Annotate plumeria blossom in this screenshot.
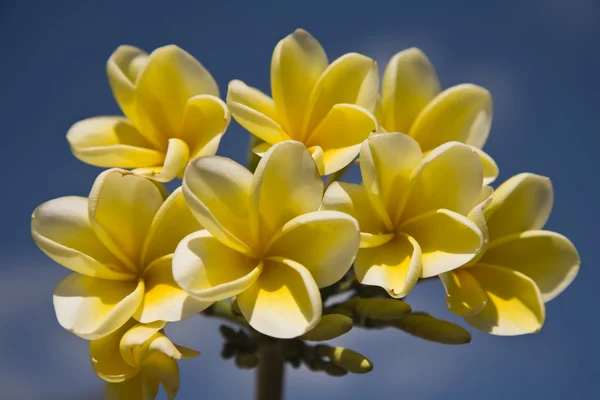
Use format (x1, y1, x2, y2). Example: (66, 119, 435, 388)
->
(379, 48, 498, 184)
(440, 173, 580, 335)
(31, 169, 209, 340)
(322, 133, 485, 298)
(91, 319, 199, 400)
(227, 29, 378, 175)
(67, 45, 230, 182)
(173, 140, 361, 338)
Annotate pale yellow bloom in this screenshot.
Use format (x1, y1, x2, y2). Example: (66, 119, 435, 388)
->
(322, 133, 485, 297)
(31, 169, 209, 339)
(379, 48, 498, 184)
(440, 173, 580, 335)
(67, 45, 230, 182)
(173, 141, 361, 338)
(227, 29, 378, 175)
(90, 319, 199, 400)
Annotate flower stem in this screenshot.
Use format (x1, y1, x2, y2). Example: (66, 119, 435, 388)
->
(256, 339, 285, 400)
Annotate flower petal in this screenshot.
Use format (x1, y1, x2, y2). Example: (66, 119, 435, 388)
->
(251, 141, 323, 248)
(134, 45, 219, 149)
(464, 264, 545, 336)
(305, 104, 377, 175)
(90, 319, 139, 383)
(132, 138, 189, 183)
(141, 352, 180, 400)
(104, 373, 159, 400)
(304, 53, 379, 135)
(32, 196, 132, 280)
(66, 117, 164, 168)
(481, 231, 580, 302)
(467, 185, 494, 247)
(484, 173, 553, 240)
(360, 133, 423, 226)
(180, 95, 230, 159)
(183, 156, 254, 254)
(53, 274, 144, 340)
(474, 147, 499, 185)
(106, 45, 149, 122)
(381, 48, 440, 134)
(401, 209, 484, 278)
(172, 230, 261, 301)
(89, 169, 165, 269)
(135, 255, 211, 323)
(409, 84, 492, 151)
(439, 269, 487, 316)
(354, 233, 422, 298)
(403, 142, 483, 219)
(267, 211, 360, 288)
(237, 258, 322, 338)
(321, 182, 390, 247)
(227, 80, 289, 145)
(271, 29, 328, 137)
(141, 187, 202, 267)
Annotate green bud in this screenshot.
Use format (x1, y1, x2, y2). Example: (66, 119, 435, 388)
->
(323, 363, 348, 377)
(393, 313, 471, 345)
(352, 297, 411, 321)
(220, 343, 236, 359)
(300, 314, 353, 341)
(316, 345, 373, 374)
(219, 325, 237, 341)
(236, 353, 259, 369)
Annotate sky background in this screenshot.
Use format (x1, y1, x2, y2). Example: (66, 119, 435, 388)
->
(1, 0, 599, 399)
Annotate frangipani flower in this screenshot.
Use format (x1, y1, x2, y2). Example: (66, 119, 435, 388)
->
(440, 173, 580, 335)
(173, 141, 361, 338)
(31, 169, 209, 339)
(227, 29, 378, 175)
(379, 48, 498, 184)
(91, 319, 199, 400)
(67, 45, 230, 182)
(322, 133, 485, 297)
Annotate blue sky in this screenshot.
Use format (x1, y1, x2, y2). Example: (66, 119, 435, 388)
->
(0, 0, 598, 399)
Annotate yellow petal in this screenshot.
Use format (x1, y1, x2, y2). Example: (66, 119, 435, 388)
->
(360, 133, 423, 226)
(481, 231, 580, 302)
(305, 104, 377, 175)
(104, 373, 159, 400)
(308, 145, 325, 175)
(439, 269, 487, 316)
(134, 45, 219, 149)
(267, 211, 360, 288)
(403, 142, 483, 219)
(180, 95, 230, 159)
(53, 274, 144, 340)
(172, 230, 261, 301)
(251, 141, 323, 247)
(66, 117, 165, 168)
(132, 138, 189, 183)
(321, 182, 390, 247)
(474, 147, 499, 185)
(118, 321, 166, 367)
(142, 352, 180, 400)
(106, 45, 149, 122)
(409, 84, 492, 151)
(484, 173, 553, 240)
(135, 255, 211, 323)
(464, 264, 545, 335)
(183, 156, 254, 254)
(237, 258, 322, 338)
(304, 53, 378, 135)
(141, 187, 202, 267)
(354, 233, 422, 298)
(271, 29, 328, 137)
(381, 48, 440, 133)
(90, 320, 139, 383)
(31, 196, 132, 280)
(89, 169, 165, 270)
(227, 80, 289, 145)
(467, 185, 494, 247)
(401, 209, 484, 278)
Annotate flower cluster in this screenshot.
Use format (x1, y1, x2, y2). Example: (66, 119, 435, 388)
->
(32, 29, 580, 399)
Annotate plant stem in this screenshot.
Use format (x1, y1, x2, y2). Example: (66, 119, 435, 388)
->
(256, 339, 285, 400)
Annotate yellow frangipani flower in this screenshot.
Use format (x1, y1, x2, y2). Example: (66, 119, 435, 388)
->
(31, 169, 209, 340)
(440, 173, 580, 335)
(67, 45, 230, 182)
(90, 319, 199, 400)
(226, 29, 378, 175)
(379, 48, 498, 184)
(322, 133, 485, 298)
(172, 140, 361, 338)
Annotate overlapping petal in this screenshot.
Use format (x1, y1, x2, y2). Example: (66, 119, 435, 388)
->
(439, 269, 487, 316)
(104, 373, 159, 400)
(180, 95, 230, 159)
(132, 138, 189, 183)
(90, 320, 139, 383)
(106, 45, 149, 122)
(237, 258, 321, 338)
